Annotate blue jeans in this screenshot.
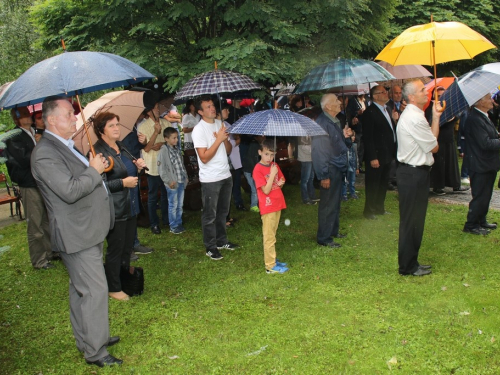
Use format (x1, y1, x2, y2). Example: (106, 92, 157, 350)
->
(147, 175, 169, 228)
(243, 171, 258, 208)
(201, 177, 233, 250)
(341, 170, 356, 196)
(166, 182, 185, 229)
(300, 161, 316, 203)
(232, 168, 244, 206)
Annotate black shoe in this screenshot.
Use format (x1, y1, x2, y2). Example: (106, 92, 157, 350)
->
(412, 268, 432, 276)
(151, 225, 161, 235)
(334, 233, 347, 238)
(453, 186, 470, 192)
(387, 184, 396, 191)
(51, 252, 62, 261)
(463, 227, 490, 235)
(86, 354, 123, 367)
(236, 205, 247, 211)
(107, 336, 120, 347)
(318, 241, 341, 248)
(419, 264, 432, 270)
(364, 214, 377, 220)
(39, 263, 55, 270)
(217, 242, 239, 250)
(481, 222, 497, 230)
(206, 249, 223, 260)
(432, 189, 445, 196)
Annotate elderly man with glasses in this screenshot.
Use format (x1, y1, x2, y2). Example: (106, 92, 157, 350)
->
(361, 86, 398, 220)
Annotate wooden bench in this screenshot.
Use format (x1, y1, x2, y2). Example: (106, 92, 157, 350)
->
(0, 173, 23, 220)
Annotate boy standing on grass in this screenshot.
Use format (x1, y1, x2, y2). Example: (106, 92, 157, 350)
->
(253, 139, 289, 274)
(158, 127, 188, 234)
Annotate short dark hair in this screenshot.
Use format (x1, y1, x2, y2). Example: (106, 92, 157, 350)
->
(163, 127, 178, 138)
(42, 96, 67, 126)
(194, 96, 212, 113)
(92, 112, 120, 140)
(259, 138, 276, 152)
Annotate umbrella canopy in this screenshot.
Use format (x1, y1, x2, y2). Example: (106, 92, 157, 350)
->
(174, 70, 262, 101)
(376, 62, 432, 79)
(375, 21, 496, 66)
(423, 77, 455, 111)
(327, 83, 371, 96)
(73, 90, 146, 155)
(228, 109, 327, 137)
(294, 58, 395, 94)
(0, 51, 155, 110)
(0, 81, 14, 103)
(275, 85, 296, 97)
(439, 63, 500, 124)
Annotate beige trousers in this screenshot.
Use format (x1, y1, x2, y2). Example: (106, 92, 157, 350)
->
(261, 210, 281, 270)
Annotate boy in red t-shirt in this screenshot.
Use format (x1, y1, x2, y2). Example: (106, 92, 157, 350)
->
(252, 139, 289, 274)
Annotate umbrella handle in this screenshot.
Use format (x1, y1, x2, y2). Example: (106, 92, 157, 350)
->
(104, 156, 114, 173)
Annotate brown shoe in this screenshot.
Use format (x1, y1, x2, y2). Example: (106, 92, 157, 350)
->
(108, 291, 130, 301)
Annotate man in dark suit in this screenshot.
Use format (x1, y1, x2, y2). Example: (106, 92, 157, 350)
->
(312, 94, 352, 248)
(463, 93, 500, 235)
(5, 106, 52, 269)
(31, 96, 122, 367)
(361, 86, 397, 219)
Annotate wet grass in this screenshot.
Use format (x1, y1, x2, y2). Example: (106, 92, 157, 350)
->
(1, 185, 500, 374)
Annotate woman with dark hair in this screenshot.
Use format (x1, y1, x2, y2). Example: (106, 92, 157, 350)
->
(93, 112, 147, 301)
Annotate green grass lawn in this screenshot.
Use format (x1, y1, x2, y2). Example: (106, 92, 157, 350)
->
(1, 185, 500, 374)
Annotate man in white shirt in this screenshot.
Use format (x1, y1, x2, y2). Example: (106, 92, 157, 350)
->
(192, 97, 238, 260)
(396, 79, 442, 276)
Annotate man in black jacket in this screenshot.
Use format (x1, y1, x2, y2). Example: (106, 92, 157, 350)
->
(5, 106, 52, 269)
(463, 93, 500, 235)
(361, 86, 397, 219)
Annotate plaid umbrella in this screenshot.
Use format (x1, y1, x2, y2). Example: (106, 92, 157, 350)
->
(228, 109, 327, 137)
(439, 63, 500, 124)
(294, 58, 395, 94)
(174, 70, 262, 101)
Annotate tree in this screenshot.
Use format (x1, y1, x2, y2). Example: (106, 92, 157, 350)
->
(389, 0, 500, 77)
(30, 0, 398, 92)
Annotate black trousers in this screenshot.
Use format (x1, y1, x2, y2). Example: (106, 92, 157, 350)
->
(397, 165, 430, 275)
(364, 160, 391, 216)
(464, 170, 497, 230)
(105, 216, 136, 292)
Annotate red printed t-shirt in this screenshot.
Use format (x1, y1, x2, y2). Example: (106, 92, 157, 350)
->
(252, 162, 287, 215)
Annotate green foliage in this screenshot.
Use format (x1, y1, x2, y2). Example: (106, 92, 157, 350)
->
(30, 0, 399, 92)
(1, 185, 500, 373)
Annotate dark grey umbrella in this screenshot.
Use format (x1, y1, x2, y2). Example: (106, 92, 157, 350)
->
(0, 51, 155, 110)
(174, 70, 262, 101)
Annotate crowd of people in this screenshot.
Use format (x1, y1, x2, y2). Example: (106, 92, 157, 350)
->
(2, 77, 500, 367)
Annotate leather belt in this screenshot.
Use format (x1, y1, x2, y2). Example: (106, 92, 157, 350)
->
(400, 162, 432, 171)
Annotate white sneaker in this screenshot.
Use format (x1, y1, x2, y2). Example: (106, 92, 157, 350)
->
(461, 178, 470, 184)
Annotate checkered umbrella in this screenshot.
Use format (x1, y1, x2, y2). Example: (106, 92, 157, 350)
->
(228, 109, 327, 137)
(294, 58, 395, 94)
(439, 62, 500, 125)
(174, 70, 262, 100)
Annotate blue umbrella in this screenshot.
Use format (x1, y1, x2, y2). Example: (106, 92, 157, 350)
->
(440, 62, 500, 125)
(228, 109, 327, 137)
(0, 51, 155, 110)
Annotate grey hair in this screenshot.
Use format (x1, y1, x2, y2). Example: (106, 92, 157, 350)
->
(42, 96, 67, 126)
(401, 79, 422, 103)
(320, 93, 337, 110)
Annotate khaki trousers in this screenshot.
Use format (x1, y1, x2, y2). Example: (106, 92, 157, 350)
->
(261, 210, 281, 270)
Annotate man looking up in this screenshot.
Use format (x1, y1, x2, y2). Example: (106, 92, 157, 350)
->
(31, 96, 122, 367)
(312, 93, 352, 248)
(192, 97, 238, 260)
(396, 79, 442, 276)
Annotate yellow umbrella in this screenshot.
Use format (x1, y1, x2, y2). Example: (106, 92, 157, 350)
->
(376, 18, 496, 110)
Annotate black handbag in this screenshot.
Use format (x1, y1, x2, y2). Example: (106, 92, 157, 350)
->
(120, 266, 144, 296)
